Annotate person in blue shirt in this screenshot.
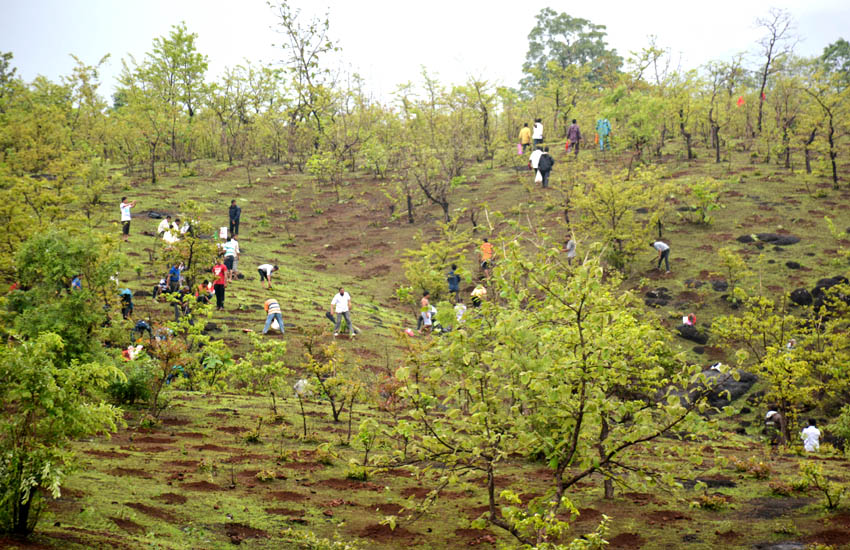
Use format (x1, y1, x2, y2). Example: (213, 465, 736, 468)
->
(168, 263, 181, 292)
(71, 274, 82, 290)
(596, 118, 612, 151)
(447, 264, 461, 302)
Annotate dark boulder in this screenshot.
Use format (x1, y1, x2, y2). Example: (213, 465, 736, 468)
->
(134, 289, 151, 297)
(702, 369, 758, 408)
(147, 210, 169, 219)
(736, 234, 755, 243)
(644, 288, 671, 308)
(684, 279, 705, 289)
(635, 207, 649, 214)
(692, 346, 705, 355)
(789, 288, 813, 306)
(676, 324, 708, 345)
(203, 322, 221, 333)
(711, 280, 728, 292)
(785, 261, 801, 270)
(756, 233, 800, 246)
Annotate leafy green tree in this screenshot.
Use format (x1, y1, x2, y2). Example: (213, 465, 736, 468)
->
(0, 333, 122, 535)
(236, 333, 292, 415)
(820, 38, 850, 87)
(521, 8, 622, 91)
(392, 237, 716, 547)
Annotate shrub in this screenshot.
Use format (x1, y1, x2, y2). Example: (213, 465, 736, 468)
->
(107, 360, 153, 405)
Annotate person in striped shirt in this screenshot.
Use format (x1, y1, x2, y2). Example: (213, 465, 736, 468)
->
(262, 297, 285, 335)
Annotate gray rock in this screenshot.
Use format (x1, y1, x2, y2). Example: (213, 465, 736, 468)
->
(785, 261, 801, 270)
(702, 369, 758, 408)
(789, 288, 812, 306)
(676, 324, 708, 345)
(711, 280, 728, 292)
(756, 233, 800, 246)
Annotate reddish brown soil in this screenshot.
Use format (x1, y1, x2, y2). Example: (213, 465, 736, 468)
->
(715, 530, 741, 540)
(154, 492, 187, 505)
(160, 417, 192, 426)
(109, 516, 143, 534)
(84, 449, 131, 459)
(182, 481, 221, 491)
(163, 459, 199, 468)
(267, 490, 309, 502)
(608, 532, 646, 549)
(125, 502, 177, 523)
(173, 432, 205, 439)
(194, 444, 240, 452)
(108, 467, 153, 479)
(358, 523, 419, 544)
(400, 486, 431, 498)
(223, 453, 271, 464)
(133, 436, 173, 444)
(224, 522, 268, 542)
(806, 529, 850, 545)
(370, 502, 404, 515)
(0, 536, 54, 549)
(454, 528, 497, 546)
(219, 426, 247, 433)
(278, 461, 325, 471)
(574, 507, 602, 522)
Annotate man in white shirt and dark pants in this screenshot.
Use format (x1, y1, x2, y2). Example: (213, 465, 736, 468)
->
(651, 240, 671, 273)
(330, 287, 354, 338)
(120, 197, 136, 242)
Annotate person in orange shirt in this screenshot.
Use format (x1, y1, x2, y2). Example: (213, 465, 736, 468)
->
(479, 238, 494, 279)
(262, 297, 285, 335)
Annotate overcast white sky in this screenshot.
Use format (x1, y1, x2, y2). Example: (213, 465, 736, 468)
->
(2, 0, 848, 100)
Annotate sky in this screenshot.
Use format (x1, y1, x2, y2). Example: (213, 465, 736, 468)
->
(2, 0, 849, 100)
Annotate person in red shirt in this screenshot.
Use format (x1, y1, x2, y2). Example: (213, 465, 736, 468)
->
(212, 259, 228, 310)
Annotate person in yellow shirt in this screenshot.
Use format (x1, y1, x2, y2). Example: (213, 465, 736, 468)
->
(480, 238, 494, 279)
(518, 123, 532, 154)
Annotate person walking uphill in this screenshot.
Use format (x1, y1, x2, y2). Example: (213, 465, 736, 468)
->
(447, 264, 461, 302)
(567, 119, 581, 157)
(651, 240, 671, 273)
(532, 118, 543, 147)
(120, 197, 136, 242)
(229, 200, 241, 237)
(212, 259, 228, 310)
(537, 147, 555, 188)
(262, 297, 285, 335)
(330, 287, 355, 337)
(518, 123, 532, 154)
(596, 118, 612, 151)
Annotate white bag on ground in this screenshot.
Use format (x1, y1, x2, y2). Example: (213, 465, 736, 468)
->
(271, 318, 280, 330)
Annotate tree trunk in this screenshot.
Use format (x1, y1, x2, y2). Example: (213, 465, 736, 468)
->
(149, 143, 157, 184)
(599, 416, 614, 499)
(712, 126, 721, 163)
(804, 128, 816, 174)
(406, 193, 414, 224)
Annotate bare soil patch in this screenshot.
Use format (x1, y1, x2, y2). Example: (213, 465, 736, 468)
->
(182, 480, 222, 491)
(110, 516, 143, 534)
(265, 507, 305, 517)
(647, 510, 690, 522)
(108, 467, 153, 479)
(745, 497, 812, 519)
(225, 522, 268, 543)
(267, 490, 309, 502)
(194, 444, 241, 452)
(125, 502, 177, 523)
(608, 532, 646, 549)
(805, 529, 850, 545)
(316, 478, 384, 491)
(133, 436, 173, 444)
(154, 492, 188, 505)
(84, 449, 131, 459)
(358, 523, 419, 544)
(455, 527, 497, 546)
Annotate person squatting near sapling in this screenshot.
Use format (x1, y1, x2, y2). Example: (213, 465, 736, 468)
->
(651, 240, 671, 273)
(195, 279, 213, 304)
(330, 287, 355, 338)
(801, 420, 820, 452)
(471, 284, 486, 308)
(212, 258, 228, 310)
(518, 122, 532, 154)
(157, 215, 172, 237)
(120, 197, 136, 242)
(257, 263, 278, 290)
(567, 119, 581, 157)
(229, 199, 242, 237)
(532, 118, 543, 147)
(416, 291, 430, 332)
(262, 297, 285, 335)
(447, 264, 461, 302)
(537, 146, 555, 188)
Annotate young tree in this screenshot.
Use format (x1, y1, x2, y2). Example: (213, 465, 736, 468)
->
(754, 8, 797, 134)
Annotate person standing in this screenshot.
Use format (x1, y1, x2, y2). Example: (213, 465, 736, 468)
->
(537, 147, 555, 188)
(518, 123, 532, 154)
(229, 200, 241, 237)
(479, 238, 494, 279)
(532, 118, 543, 147)
(596, 118, 612, 151)
(565, 236, 576, 266)
(567, 119, 581, 157)
(801, 420, 821, 452)
(212, 259, 228, 310)
(223, 236, 240, 283)
(447, 263, 461, 302)
(651, 240, 671, 273)
(168, 263, 181, 293)
(330, 287, 355, 338)
(257, 264, 278, 290)
(262, 297, 285, 335)
(120, 197, 136, 242)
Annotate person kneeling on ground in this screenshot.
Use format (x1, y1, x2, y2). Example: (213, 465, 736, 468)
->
(262, 297, 285, 335)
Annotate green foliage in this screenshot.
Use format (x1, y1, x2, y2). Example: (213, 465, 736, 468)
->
(682, 177, 725, 224)
(107, 358, 153, 405)
(280, 529, 362, 550)
(800, 461, 846, 510)
(0, 333, 122, 535)
(827, 405, 850, 454)
(307, 151, 345, 202)
(398, 225, 472, 308)
(236, 333, 291, 415)
(714, 247, 753, 299)
(392, 232, 715, 547)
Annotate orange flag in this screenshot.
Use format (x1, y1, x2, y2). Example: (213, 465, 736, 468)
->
(736, 96, 745, 107)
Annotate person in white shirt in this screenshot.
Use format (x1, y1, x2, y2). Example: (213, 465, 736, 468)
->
(223, 237, 240, 282)
(330, 287, 354, 337)
(801, 420, 821, 452)
(532, 118, 543, 146)
(529, 146, 544, 184)
(120, 197, 136, 242)
(157, 216, 172, 237)
(565, 237, 576, 266)
(257, 264, 278, 290)
(651, 240, 671, 273)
